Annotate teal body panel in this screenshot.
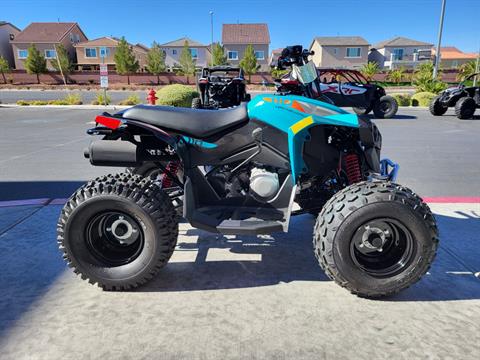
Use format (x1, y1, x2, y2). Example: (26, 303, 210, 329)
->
(247, 94, 359, 181)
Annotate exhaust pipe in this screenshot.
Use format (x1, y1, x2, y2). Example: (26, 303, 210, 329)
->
(84, 140, 141, 167)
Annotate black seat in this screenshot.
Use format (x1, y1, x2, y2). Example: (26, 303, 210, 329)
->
(121, 103, 249, 139)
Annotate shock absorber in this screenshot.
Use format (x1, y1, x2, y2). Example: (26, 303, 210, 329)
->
(161, 161, 179, 188)
(345, 153, 362, 184)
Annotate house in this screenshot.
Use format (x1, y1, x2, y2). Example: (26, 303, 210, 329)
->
(160, 37, 209, 70)
(269, 48, 283, 68)
(309, 36, 370, 69)
(433, 47, 478, 69)
(0, 21, 21, 68)
(222, 23, 270, 71)
(10, 22, 88, 70)
(369, 37, 433, 69)
(75, 37, 148, 71)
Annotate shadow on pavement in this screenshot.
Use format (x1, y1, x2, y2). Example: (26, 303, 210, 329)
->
(0, 204, 479, 340)
(0, 181, 85, 201)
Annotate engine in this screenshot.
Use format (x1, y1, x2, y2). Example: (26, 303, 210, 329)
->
(206, 165, 280, 201)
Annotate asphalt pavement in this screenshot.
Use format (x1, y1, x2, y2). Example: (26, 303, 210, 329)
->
(0, 106, 479, 359)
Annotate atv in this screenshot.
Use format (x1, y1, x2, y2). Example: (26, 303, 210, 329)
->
(429, 73, 480, 119)
(275, 45, 399, 118)
(58, 90, 438, 298)
(192, 66, 250, 109)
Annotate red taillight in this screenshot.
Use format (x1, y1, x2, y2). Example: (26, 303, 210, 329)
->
(199, 78, 208, 84)
(95, 115, 122, 129)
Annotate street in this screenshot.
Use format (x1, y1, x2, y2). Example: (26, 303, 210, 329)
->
(0, 106, 479, 359)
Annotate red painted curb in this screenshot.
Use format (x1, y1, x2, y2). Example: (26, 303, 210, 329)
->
(423, 197, 480, 203)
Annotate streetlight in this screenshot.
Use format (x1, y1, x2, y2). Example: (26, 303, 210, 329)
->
(433, 0, 447, 79)
(210, 11, 214, 66)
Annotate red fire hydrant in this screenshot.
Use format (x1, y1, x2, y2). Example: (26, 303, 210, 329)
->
(147, 89, 158, 105)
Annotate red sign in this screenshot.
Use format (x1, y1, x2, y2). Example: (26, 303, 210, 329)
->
(100, 64, 108, 76)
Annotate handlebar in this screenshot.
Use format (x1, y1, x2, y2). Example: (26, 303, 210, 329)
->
(276, 45, 314, 70)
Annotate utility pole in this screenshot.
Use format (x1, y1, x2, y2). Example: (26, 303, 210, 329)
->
(474, 46, 480, 87)
(210, 11, 214, 66)
(433, 0, 447, 79)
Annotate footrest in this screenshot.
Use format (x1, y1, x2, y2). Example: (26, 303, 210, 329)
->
(217, 219, 284, 235)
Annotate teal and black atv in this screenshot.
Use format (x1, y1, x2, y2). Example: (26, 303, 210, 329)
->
(58, 94, 438, 298)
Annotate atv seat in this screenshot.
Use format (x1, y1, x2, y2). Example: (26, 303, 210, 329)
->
(122, 103, 249, 139)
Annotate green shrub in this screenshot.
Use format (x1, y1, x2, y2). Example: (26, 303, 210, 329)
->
(63, 93, 82, 105)
(390, 93, 412, 106)
(411, 92, 436, 107)
(16, 100, 30, 105)
(119, 94, 141, 106)
(92, 92, 111, 105)
(156, 84, 199, 107)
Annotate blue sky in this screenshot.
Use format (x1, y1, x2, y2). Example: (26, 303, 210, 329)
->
(2, 0, 479, 52)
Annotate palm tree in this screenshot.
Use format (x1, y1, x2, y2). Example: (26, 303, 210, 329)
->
(457, 60, 477, 81)
(360, 61, 380, 81)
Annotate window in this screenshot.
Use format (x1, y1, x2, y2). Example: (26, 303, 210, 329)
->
(99, 47, 110, 58)
(45, 49, 57, 59)
(85, 48, 97, 58)
(18, 49, 28, 59)
(172, 49, 177, 55)
(392, 48, 404, 61)
(228, 51, 238, 60)
(452, 60, 459, 68)
(254, 51, 265, 60)
(189, 48, 198, 58)
(346, 47, 361, 58)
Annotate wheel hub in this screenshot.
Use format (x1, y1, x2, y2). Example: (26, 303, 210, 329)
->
(107, 215, 139, 245)
(360, 225, 389, 252)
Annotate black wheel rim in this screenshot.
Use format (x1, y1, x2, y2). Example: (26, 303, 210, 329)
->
(380, 101, 391, 113)
(350, 218, 415, 277)
(85, 211, 144, 266)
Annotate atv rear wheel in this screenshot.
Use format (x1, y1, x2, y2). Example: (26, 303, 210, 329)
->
(313, 181, 438, 298)
(57, 173, 178, 290)
(429, 95, 448, 116)
(455, 97, 476, 119)
(373, 95, 398, 119)
(352, 106, 373, 115)
(191, 97, 203, 109)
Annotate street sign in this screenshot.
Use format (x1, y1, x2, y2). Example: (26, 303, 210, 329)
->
(100, 76, 108, 88)
(100, 64, 108, 76)
(100, 47, 108, 58)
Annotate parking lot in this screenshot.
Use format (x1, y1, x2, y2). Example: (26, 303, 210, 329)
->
(1, 106, 480, 359)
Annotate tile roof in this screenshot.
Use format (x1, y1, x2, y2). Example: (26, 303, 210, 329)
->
(11, 22, 79, 43)
(373, 36, 433, 49)
(434, 47, 478, 60)
(75, 37, 119, 47)
(161, 37, 206, 47)
(311, 36, 369, 46)
(0, 21, 20, 31)
(222, 23, 270, 44)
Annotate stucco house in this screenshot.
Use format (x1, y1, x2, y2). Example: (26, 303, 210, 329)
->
(222, 23, 270, 71)
(309, 36, 370, 69)
(10, 22, 87, 70)
(369, 37, 433, 69)
(433, 47, 478, 69)
(160, 37, 209, 70)
(0, 21, 21, 68)
(75, 37, 148, 71)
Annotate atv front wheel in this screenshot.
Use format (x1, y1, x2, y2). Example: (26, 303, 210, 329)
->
(191, 97, 203, 109)
(429, 95, 448, 116)
(373, 95, 398, 119)
(352, 106, 373, 115)
(455, 97, 476, 119)
(57, 173, 178, 290)
(313, 181, 438, 298)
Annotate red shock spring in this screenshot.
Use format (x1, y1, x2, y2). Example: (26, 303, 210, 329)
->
(161, 161, 179, 188)
(345, 153, 362, 184)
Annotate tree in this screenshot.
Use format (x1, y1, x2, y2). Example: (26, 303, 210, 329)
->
(24, 44, 47, 84)
(114, 37, 139, 85)
(178, 40, 196, 84)
(239, 44, 259, 83)
(457, 60, 477, 81)
(211, 43, 228, 66)
(146, 42, 166, 85)
(360, 61, 380, 81)
(412, 62, 447, 93)
(0, 56, 9, 84)
(51, 44, 73, 84)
